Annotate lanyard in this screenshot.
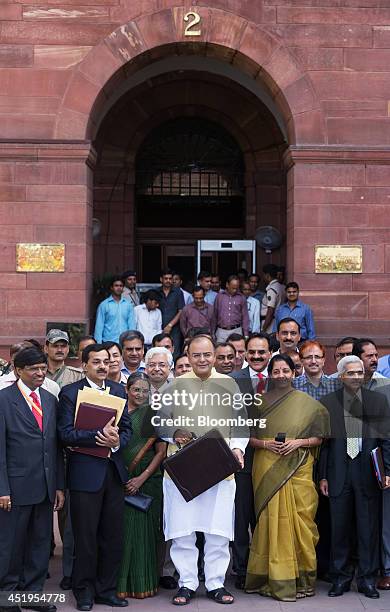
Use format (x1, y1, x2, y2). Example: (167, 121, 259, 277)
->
(17, 381, 43, 418)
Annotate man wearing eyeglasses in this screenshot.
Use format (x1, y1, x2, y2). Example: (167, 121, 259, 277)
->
(57, 344, 132, 611)
(0, 347, 64, 612)
(158, 335, 248, 605)
(328, 337, 358, 379)
(144, 347, 172, 397)
(293, 340, 339, 400)
(230, 333, 271, 589)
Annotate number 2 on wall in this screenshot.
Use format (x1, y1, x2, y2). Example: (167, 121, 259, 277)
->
(184, 11, 201, 36)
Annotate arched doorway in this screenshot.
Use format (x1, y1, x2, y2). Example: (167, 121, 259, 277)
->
(92, 53, 288, 286)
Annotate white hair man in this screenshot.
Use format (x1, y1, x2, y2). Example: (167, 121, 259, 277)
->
(319, 355, 390, 600)
(145, 347, 173, 396)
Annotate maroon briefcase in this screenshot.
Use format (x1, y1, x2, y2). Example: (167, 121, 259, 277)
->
(163, 429, 242, 502)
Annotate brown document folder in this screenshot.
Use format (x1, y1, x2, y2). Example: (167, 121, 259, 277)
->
(163, 429, 242, 502)
(73, 402, 117, 458)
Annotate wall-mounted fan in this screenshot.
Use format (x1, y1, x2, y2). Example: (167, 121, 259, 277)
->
(255, 226, 283, 254)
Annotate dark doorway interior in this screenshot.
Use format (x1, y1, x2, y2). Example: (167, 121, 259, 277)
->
(136, 117, 245, 281)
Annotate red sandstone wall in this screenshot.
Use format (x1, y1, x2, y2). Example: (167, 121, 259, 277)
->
(0, 144, 93, 346)
(287, 151, 390, 343)
(0, 0, 389, 348)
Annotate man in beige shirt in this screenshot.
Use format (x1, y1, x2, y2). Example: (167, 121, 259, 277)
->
(44, 329, 83, 389)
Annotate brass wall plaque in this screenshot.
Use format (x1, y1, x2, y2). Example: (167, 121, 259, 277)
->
(315, 245, 362, 274)
(16, 243, 65, 272)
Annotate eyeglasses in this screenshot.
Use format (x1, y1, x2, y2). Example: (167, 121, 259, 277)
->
(147, 362, 169, 369)
(24, 365, 48, 373)
(130, 387, 150, 394)
(301, 354, 324, 361)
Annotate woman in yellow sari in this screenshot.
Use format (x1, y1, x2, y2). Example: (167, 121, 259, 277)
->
(245, 354, 330, 602)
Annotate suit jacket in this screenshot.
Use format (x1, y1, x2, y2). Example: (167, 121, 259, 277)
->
(319, 387, 390, 497)
(57, 378, 132, 492)
(0, 382, 64, 505)
(230, 367, 258, 473)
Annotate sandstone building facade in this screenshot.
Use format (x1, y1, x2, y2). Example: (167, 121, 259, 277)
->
(0, 0, 389, 351)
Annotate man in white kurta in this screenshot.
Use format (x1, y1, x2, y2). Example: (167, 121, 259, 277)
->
(157, 336, 248, 604)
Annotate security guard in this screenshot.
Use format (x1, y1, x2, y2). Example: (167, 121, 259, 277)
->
(44, 328, 83, 590)
(44, 329, 83, 388)
(260, 264, 285, 334)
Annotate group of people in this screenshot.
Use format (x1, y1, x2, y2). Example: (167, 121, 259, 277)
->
(93, 266, 316, 357)
(1, 268, 390, 610)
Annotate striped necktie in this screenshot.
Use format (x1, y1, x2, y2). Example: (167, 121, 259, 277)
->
(30, 391, 43, 431)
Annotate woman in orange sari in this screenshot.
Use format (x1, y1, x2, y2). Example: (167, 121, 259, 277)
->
(245, 354, 330, 602)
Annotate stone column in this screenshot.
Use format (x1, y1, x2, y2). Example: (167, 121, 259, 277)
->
(0, 142, 95, 354)
(284, 146, 390, 347)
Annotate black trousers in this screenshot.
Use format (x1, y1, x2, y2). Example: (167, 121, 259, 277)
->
(0, 496, 52, 592)
(329, 455, 380, 587)
(232, 473, 256, 576)
(70, 462, 124, 601)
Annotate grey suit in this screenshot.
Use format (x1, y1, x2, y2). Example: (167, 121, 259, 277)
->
(0, 382, 64, 592)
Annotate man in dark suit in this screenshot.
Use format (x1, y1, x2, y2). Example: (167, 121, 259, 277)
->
(57, 344, 132, 611)
(0, 347, 64, 612)
(319, 355, 390, 599)
(230, 333, 271, 589)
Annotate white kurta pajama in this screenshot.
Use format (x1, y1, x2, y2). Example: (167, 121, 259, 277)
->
(159, 369, 249, 592)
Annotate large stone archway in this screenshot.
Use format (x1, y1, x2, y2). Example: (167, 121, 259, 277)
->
(91, 66, 288, 280)
(54, 8, 324, 145)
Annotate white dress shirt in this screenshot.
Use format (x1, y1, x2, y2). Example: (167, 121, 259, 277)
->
(134, 303, 162, 345)
(343, 388, 363, 451)
(17, 378, 41, 409)
(246, 296, 260, 333)
(249, 366, 268, 392)
(181, 288, 193, 305)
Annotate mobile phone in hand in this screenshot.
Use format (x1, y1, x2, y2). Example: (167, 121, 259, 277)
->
(275, 432, 286, 443)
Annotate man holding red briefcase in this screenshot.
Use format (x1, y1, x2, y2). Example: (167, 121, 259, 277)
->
(157, 335, 249, 606)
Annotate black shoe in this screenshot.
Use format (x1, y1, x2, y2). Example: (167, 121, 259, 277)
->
(76, 600, 93, 612)
(328, 583, 350, 597)
(234, 576, 246, 590)
(358, 585, 380, 599)
(21, 606, 57, 612)
(159, 576, 178, 589)
(60, 576, 72, 590)
(94, 596, 128, 607)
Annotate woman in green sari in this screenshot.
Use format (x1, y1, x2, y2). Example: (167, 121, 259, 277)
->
(117, 372, 167, 599)
(245, 354, 330, 602)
